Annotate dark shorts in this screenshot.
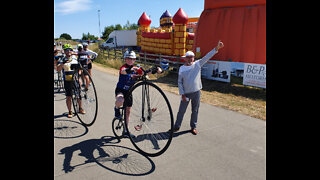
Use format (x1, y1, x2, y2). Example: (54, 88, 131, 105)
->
(80, 60, 92, 70)
(115, 87, 133, 107)
(64, 80, 73, 96)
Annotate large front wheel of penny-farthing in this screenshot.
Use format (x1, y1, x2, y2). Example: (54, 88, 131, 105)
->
(124, 81, 174, 157)
(71, 68, 98, 127)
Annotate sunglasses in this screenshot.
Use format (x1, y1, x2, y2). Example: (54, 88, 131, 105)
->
(126, 58, 136, 60)
(64, 49, 73, 52)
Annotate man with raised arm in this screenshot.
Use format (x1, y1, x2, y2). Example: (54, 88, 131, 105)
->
(174, 40, 224, 135)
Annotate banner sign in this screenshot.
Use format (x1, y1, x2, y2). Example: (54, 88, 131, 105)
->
(243, 63, 266, 88)
(201, 60, 231, 83)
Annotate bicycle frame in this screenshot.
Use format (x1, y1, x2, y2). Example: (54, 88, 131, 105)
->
(71, 57, 98, 126)
(141, 82, 152, 122)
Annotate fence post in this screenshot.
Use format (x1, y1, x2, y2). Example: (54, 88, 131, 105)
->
(176, 56, 180, 73)
(138, 52, 141, 63)
(122, 48, 125, 61)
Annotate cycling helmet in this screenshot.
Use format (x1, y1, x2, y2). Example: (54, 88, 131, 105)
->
(77, 44, 83, 49)
(124, 50, 136, 59)
(82, 42, 88, 47)
(63, 44, 73, 50)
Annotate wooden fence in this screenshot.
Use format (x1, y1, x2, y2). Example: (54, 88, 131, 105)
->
(99, 46, 185, 73)
(99, 47, 126, 60)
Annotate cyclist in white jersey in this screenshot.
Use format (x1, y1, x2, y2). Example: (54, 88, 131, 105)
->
(56, 44, 85, 118)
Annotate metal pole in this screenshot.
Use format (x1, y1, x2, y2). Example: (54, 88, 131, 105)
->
(98, 10, 101, 37)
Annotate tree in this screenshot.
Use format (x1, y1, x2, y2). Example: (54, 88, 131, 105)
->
(115, 24, 123, 30)
(123, 20, 138, 30)
(60, 33, 72, 40)
(82, 32, 98, 40)
(101, 24, 122, 40)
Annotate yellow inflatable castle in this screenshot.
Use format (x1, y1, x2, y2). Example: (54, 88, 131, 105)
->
(137, 8, 194, 60)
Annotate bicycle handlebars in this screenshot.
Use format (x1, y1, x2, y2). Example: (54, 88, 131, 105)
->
(136, 65, 161, 75)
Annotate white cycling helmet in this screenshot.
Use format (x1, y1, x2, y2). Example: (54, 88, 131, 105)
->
(77, 44, 83, 49)
(124, 50, 136, 59)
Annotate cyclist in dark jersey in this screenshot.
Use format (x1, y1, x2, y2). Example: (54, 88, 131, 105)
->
(75, 44, 91, 91)
(114, 50, 162, 136)
(114, 51, 139, 118)
(82, 42, 98, 77)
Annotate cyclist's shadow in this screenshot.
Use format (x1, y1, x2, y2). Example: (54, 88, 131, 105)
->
(58, 136, 155, 176)
(59, 136, 119, 173)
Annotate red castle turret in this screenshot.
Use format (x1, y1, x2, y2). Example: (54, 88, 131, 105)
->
(173, 8, 189, 56)
(173, 8, 188, 24)
(138, 12, 151, 27)
(137, 12, 151, 48)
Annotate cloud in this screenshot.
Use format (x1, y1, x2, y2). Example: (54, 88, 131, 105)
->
(55, 0, 93, 15)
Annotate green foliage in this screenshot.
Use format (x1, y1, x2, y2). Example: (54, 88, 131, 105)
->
(123, 20, 138, 30)
(82, 32, 98, 40)
(101, 24, 122, 40)
(60, 33, 72, 40)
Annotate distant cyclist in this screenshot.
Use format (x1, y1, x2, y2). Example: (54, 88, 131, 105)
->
(54, 43, 58, 69)
(56, 44, 85, 118)
(82, 42, 98, 77)
(54, 42, 62, 70)
(74, 44, 91, 91)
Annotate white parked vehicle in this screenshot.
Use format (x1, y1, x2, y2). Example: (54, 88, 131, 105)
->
(101, 30, 137, 49)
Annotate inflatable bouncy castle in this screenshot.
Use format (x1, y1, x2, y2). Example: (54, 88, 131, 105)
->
(137, 8, 195, 61)
(136, 0, 265, 65)
(194, 0, 266, 64)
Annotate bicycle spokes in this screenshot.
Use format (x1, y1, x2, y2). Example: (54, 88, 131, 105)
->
(125, 81, 173, 157)
(72, 69, 98, 127)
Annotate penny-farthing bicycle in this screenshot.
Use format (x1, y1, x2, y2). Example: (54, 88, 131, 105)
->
(71, 57, 98, 127)
(112, 66, 174, 157)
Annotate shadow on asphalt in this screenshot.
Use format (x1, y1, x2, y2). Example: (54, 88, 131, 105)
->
(54, 118, 88, 139)
(173, 130, 192, 137)
(58, 136, 156, 176)
(128, 129, 191, 152)
(56, 129, 191, 176)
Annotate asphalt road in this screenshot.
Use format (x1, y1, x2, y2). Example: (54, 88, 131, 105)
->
(54, 66, 266, 180)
